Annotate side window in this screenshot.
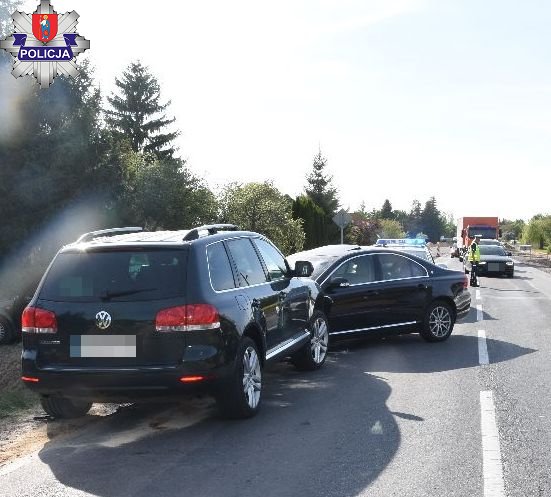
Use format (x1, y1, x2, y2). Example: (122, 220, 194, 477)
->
(332, 255, 375, 285)
(377, 254, 427, 281)
(226, 238, 267, 287)
(254, 238, 287, 281)
(207, 242, 236, 291)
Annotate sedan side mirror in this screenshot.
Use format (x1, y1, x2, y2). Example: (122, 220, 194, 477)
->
(507, 251, 512, 256)
(327, 276, 350, 289)
(293, 260, 314, 277)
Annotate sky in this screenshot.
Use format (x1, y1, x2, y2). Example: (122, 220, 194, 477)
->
(17, 0, 551, 221)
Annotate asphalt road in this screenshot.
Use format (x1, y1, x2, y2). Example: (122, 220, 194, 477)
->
(1, 256, 550, 497)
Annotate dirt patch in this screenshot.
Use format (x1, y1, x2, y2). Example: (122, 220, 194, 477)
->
(0, 343, 124, 467)
(513, 251, 551, 275)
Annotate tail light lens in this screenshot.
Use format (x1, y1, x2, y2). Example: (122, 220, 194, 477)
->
(155, 304, 220, 332)
(463, 275, 469, 288)
(22, 307, 58, 334)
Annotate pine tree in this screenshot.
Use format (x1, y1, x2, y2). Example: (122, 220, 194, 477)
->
(105, 61, 178, 160)
(421, 196, 444, 242)
(380, 199, 393, 220)
(305, 150, 339, 216)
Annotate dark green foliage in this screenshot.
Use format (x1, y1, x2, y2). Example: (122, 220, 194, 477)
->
(379, 199, 394, 220)
(105, 61, 178, 160)
(305, 150, 339, 216)
(420, 197, 445, 242)
(292, 195, 327, 249)
(116, 149, 217, 230)
(219, 182, 304, 255)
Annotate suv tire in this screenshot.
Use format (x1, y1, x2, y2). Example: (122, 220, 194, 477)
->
(420, 301, 454, 342)
(40, 395, 92, 419)
(291, 311, 329, 371)
(217, 337, 262, 419)
(0, 317, 15, 345)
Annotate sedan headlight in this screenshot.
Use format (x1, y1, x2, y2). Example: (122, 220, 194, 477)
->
(506, 261, 514, 266)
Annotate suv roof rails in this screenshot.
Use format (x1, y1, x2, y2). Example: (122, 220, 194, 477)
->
(75, 227, 144, 243)
(183, 224, 239, 241)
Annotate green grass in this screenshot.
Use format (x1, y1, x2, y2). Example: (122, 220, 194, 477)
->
(0, 388, 38, 418)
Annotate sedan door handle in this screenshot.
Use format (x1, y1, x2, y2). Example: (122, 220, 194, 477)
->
(363, 290, 379, 298)
(417, 284, 427, 289)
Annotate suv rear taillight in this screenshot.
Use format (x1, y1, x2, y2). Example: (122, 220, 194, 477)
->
(155, 304, 220, 332)
(22, 307, 58, 334)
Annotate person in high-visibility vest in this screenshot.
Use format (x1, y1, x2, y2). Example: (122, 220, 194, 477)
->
(468, 235, 481, 287)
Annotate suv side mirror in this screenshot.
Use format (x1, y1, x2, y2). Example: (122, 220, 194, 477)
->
(294, 260, 314, 277)
(328, 276, 350, 289)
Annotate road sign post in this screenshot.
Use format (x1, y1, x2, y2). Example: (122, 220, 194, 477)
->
(332, 209, 352, 244)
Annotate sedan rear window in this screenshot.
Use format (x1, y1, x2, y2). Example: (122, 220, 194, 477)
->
(40, 249, 187, 302)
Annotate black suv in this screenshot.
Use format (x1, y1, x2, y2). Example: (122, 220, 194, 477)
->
(21, 225, 329, 419)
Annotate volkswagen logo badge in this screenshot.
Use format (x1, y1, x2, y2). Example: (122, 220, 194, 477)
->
(95, 311, 112, 330)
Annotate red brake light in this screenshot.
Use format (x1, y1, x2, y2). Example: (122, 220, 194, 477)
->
(179, 375, 205, 383)
(21, 376, 40, 383)
(155, 304, 220, 332)
(22, 307, 57, 334)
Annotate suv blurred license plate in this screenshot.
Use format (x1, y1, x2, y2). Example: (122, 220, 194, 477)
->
(70, 335, 136, 358)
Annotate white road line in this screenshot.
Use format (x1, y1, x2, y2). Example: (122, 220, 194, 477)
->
(478, 330, 489, 365)
(477, 304, 483, 322)
(480, 391, 505, 497)
(476, 289, 481, 300)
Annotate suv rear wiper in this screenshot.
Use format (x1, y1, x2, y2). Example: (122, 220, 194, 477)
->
(99, 288, 155, 301)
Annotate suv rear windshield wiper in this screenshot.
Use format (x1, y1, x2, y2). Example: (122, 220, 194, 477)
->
(99, 288, 156, 301)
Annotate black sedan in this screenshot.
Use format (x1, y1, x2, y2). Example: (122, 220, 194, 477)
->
(465, 245, 514, 277)
(288, 245, 471, 342)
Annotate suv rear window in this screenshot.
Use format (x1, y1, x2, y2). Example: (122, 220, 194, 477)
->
(39, 249, 187, 302)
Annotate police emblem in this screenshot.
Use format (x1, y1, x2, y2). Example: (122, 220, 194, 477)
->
(0, 0, 89, 88)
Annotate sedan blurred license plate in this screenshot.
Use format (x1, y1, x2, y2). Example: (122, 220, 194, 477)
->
(488, 263, 500, 272)
(70, 335, 136, 357)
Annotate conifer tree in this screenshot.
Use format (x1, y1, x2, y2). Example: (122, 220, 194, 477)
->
(305, 150, 339, 216)
(106, 61, 178, 159)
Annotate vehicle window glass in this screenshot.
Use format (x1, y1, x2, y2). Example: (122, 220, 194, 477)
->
(479, 245, 506, 256)
(377, 254, 426, 280)
(40, 250, 186, 302)
(254, 238, 287, 281)
(207, 242, 236, 291)
(332, 256, 375, 285)
(226, 238, 267, 286)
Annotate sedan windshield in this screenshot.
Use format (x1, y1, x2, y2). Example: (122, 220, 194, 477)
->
(479, 246, 507, 256)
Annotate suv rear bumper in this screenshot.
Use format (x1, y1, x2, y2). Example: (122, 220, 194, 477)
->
(22, 357, 234, 402)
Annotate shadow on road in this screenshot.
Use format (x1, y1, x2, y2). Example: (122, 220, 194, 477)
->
(459, 306, 497, 323)
(38, 358, 401, 497)
(332, 333, 536, 374)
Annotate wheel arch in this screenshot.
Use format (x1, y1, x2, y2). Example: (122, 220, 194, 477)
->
(429, 297, 457, 321)
(242, 323, 266, 365)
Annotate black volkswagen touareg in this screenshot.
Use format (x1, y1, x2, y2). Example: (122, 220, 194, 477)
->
(21, 225, 330, 419)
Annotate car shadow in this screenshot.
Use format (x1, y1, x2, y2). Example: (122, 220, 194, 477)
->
(459, 306, 497, 323)
(331, 334, 536, 374)
(38, 359, 401, 497)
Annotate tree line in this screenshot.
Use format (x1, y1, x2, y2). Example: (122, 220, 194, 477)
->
(0, 18, 458, 298)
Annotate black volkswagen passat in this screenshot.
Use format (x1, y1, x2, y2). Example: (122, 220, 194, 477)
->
(288, 245, 471, 342)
